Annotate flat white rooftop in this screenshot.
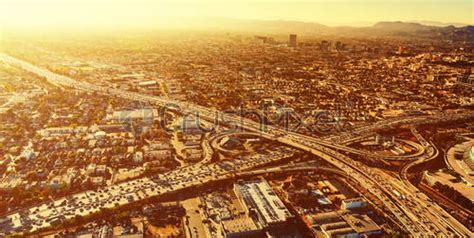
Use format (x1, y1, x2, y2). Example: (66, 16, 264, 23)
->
(234, 179, 292, 227)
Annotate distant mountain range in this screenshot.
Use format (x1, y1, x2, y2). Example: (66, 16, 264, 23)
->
(364, 21, 473, 40)
(8, 17, 471, 41)
(409, 21, 469, 28)
(170, 17, 473, 40)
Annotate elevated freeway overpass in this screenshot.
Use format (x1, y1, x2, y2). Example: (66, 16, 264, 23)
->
(1, 53, 472, 237)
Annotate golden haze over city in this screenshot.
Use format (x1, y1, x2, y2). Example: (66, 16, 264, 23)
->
(0, 0, 473, 237)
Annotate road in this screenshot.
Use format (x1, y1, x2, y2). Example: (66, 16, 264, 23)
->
(1, 53, 472, 237)
(0, 145, 293, 234)
(398, 127, 472, 236)
(445, 139, 474, 185)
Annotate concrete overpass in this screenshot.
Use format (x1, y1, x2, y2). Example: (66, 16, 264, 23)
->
(1, 53, 472, 237)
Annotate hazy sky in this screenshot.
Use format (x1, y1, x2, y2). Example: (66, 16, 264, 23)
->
(0, 0, 472, 28)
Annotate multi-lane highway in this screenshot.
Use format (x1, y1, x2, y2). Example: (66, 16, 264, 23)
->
(326, 114, 474, 145)
(1, 53, 472, 237)
(0, 145, 293, 234)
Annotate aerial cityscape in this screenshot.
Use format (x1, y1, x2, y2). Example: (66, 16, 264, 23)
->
(0, 0, 473, 237)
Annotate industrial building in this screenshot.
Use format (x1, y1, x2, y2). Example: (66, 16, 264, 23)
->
(340, 197, 367, 210)
(309, 210, 382, 238)
(221, 217, 261, 238)
(233, 179, 294, 229)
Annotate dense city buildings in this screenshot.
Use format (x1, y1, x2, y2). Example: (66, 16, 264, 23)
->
(0, 0, 473, 237)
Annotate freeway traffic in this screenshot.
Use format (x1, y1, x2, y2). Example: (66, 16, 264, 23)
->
(1, 53, 472, 237)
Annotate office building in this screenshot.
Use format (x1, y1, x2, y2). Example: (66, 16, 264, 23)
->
(289, 34, 297, 47)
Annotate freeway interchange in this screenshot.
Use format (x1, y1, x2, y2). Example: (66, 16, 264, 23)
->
(3, 146, 293, 233)
(1, 53, 473, 237)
